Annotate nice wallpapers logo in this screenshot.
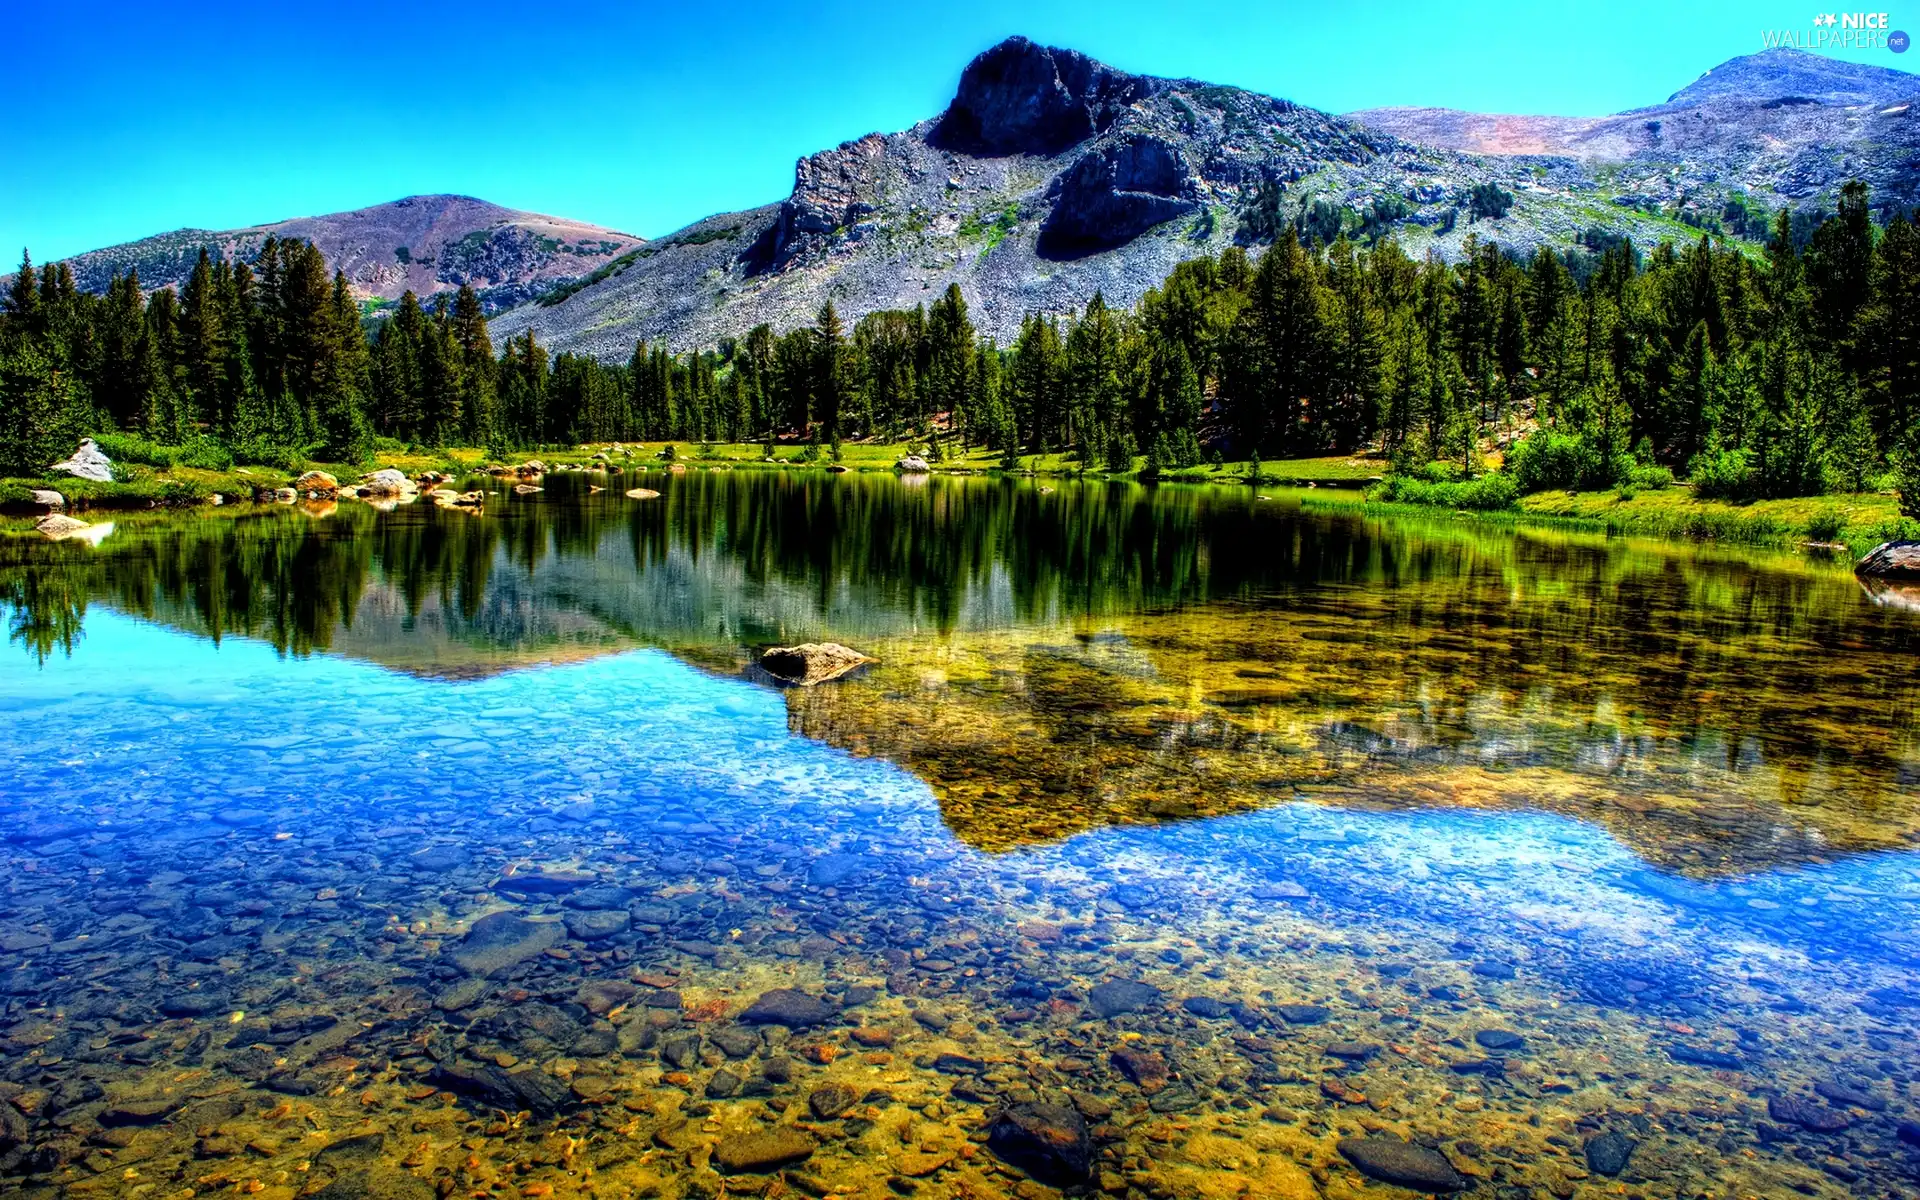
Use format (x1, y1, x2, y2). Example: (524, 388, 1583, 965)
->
(1762, 11, 1910, 50)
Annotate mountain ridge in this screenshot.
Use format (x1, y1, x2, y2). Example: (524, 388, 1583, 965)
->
(45, 194, 645, 313)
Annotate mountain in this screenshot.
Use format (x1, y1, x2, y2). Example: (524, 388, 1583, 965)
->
(494, 40, 1920, 359)
(1349, 48, 1920, 203)
(54, 194, 645, 312)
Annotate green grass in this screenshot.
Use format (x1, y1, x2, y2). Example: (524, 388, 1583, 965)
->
(1299, 482, 1911, 559)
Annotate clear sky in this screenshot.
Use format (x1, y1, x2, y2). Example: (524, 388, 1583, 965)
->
(6, 0, 1915, 262)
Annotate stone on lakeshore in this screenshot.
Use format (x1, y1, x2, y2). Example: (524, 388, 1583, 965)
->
(357, 468, 417, 496)
(1337, 1136, 1469, 1192)
(895, 455, 931, 473)
(758, 643, 873, 686)
(624, 488, 661, 499)
(48, 438, 112, 482)
(29, 489, 63, 509)
(35, 514, 92, 540)
(1856, 540, 1920, 579)
(294, 470, 338, 495)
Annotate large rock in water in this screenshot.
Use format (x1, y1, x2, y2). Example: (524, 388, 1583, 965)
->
(740, 988, 835, 1027)
(758, 643, 873, 686)
(449, 911, 564, 977)
(358, 468, 418, 496)
(987, 1103, 1093, 1185)
(48, 438, 113, 482)
(1338, 1137, 1469, 1193)
(933, 36, 1151, 155)
(712, 1128, 815, 1173)
(1857, 540, 1920, 580)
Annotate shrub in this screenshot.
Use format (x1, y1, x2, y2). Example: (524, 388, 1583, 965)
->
(233, 443, 307, 471)
(1505, 429, 1630, 493)
(1370, 471, 1518, 510)
(1629, 463, 1675, 490)
(1803, 509, 1846, 542)
(1688, 448, 1756, 500)
(93, 432, 179, 468)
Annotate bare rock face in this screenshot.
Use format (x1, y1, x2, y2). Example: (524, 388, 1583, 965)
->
(934, 36, 1151, 156)
(1040, 133, 1198, 257)
(48, 439, 113, 483)
(758, 644, 873, 686)
(1857, 541, 1920, 580)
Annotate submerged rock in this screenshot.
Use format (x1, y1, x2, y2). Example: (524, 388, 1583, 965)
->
(431, 1061, 572, 1114)
(712, 1128, 814, 1173)
(987, 1102, 1092, 1186)
(1584, 1130, 1637, 1176)
(1337, 1136, 1469, 1192)
(1088, 978, 1162, 1017)
(1856, 540, 1920, 579)
(758, 643, 873, 686)
(740, 988, 835, 1027)
(449, 911, 564, 977)
(48, 438, 113, 482)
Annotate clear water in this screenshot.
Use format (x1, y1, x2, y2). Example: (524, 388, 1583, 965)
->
(2, 471, 1918, 1200)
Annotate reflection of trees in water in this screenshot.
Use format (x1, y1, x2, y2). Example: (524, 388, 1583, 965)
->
(3, 563, 88, 665)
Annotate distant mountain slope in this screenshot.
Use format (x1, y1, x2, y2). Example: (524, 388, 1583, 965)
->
(1350, 48, 1920, 204)
(492, 37, 1692, 356)
(496, 40, 1917, 359)
(57, 194, 645, 312)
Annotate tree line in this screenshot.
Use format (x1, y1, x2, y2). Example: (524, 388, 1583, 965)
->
(3, 180, 1917, 507)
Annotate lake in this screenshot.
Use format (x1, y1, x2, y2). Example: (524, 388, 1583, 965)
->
(2, 469, 1918, 1200)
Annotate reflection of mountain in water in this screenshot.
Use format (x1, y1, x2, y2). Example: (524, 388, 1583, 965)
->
(4, 470, 1917, 872)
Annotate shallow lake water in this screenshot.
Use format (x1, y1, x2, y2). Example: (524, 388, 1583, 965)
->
(2, 471, 1918, 1200)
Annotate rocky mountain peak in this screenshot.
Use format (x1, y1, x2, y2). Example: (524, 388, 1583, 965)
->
(1657, 47, 1918, 109)
(933, 36, 1156, 156)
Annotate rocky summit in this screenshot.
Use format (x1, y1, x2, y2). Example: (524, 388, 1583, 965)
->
(491, 38, 1917, 358)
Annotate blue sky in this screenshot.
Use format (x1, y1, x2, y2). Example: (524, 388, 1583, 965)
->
(5, 0, 1915, 261)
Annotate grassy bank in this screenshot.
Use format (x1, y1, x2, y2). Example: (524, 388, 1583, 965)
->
(1299, 483, 1911, 559)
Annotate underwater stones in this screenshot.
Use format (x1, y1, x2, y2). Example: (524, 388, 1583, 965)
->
(159, 991, 227, 1018)
(1767, 1095, 1852, 1132)
(431, 1061, 572, 1115)
(808, 1082, 861, 1118)
(988, 1102, 1092, 1186)
(576, 979, 636, 1016)
(1325, 1041, 1380, 1061)
(1814, 1079, 1886, 1110)
(449, 911, 564, 977)
(564, 884, 633, 910)
(1087, 979, 1162, 1017)
(1276, 1004, 1329, 1025)
(758, 643, 874, 686)
(564, 909, 630, 941)
(741, 988, 835, 1027)
(1474, 1029, 1526, 1052)
(500, 869, 595, 895)
(808, 852, 871, 886)
(99, 1098, 178, 1126)
(1337, 1137, 1469, 1193)
(307, 1171, 435, 1200)
(713, 1127, 815, 1173)
(710, 1026, 760, 1058)
(1181, 996, 1231, 1019)
(1583, 1130, 1637, 1176)
(1667, 1043, 1744, 1070)
(661, 1034, 701, 1069)
(1110, 1046, 1170, 1092)
(706, 1068, 743, 1098)
(435, 979, 493, 1013)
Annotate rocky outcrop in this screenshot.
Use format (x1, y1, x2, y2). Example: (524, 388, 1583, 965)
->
(1857, 541, 1920, 580)
(934, 37, 1154, 155)
(1040, 133, 1198, 256)
(758, 643, 873, 686)
(48, 439, 113, 483)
